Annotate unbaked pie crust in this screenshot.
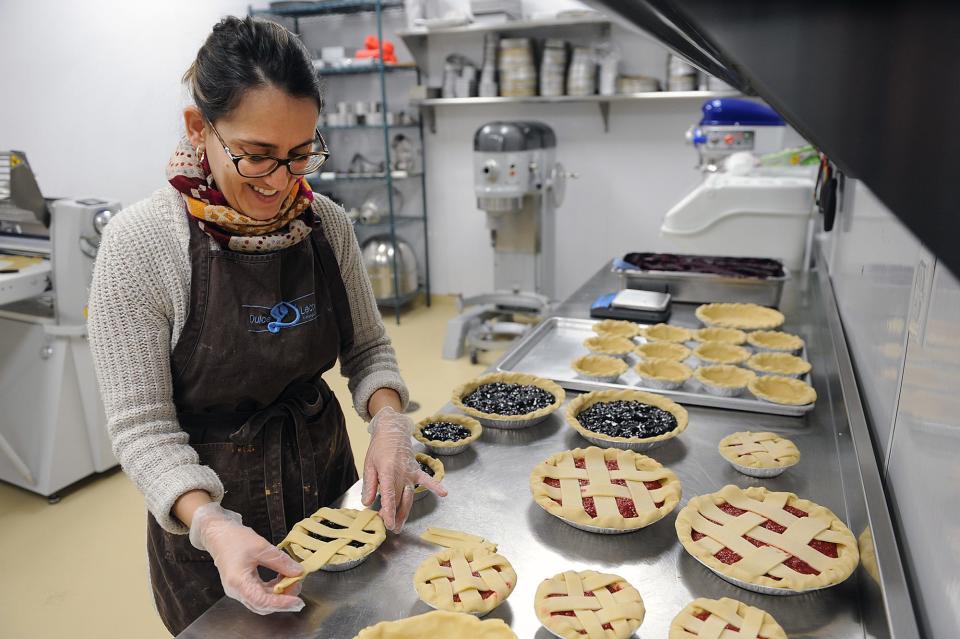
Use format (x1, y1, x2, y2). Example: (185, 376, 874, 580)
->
(592, 319, 641, 338)
(583, 335, 636, 358)
(695, 303, 785, 330)
(642, 323, 693, 343)
(572, 354, 629, 379)
(694, 326, 747, 345)
(535, 570, 646, 639)
(746, 352, 811, 377)
(635, 358, 693, 384)
(354, 610, 517, 639)
(693, 341, 750, 366)
(566, 389, 689, 447)
(634, 341, 691, 362)
(747, 330, 805, 353)
(675, 484, 859, 592)
(668, 597, 787, 639)
(718, 431, 800, 469)
(749, 375, 817, 405)
(694, 365, 756, 390)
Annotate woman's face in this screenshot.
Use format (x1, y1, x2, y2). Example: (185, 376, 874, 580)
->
(185, 84, 319, 220)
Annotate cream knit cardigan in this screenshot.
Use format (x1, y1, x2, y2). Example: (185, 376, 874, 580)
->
(87, 185, 408, 534)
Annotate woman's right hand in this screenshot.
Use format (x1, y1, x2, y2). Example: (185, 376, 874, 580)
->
(189, 502, 305, 614)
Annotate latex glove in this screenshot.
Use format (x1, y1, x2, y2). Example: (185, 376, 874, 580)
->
(189, 502, 305, 615)
(361, 406, 447, 531)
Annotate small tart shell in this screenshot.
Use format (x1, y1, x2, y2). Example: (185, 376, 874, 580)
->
(718, 431, 800, 469)
(694, 365, 756, 389)
(747, 352, 812, 377)
(675, 484, 860, 592)
(572, 354, 629, 380)
(695, 303, 785, 330)
(535, 570, 646, 639)
(634, 341, 691, 362)
(414, 545, 517, 616)
(566, 389, 688, 447)
(749, 375, 817, 406)
(452, 372, 565, 425)
(413, 453, 445, 497)
(747, 330, 805, 353)
(414, 414, 483, 452)
(668, 597, 787, 639)
(355, 610, 518, 639)
(583, 334, 635, 357)
(530, 446, 682, 531)
(635, 358, 693, 384)
(642, 323, 693, 343)
(694, 327, 747, 345)
(693, 341, 750, 366)
(592, 319, 641, 338)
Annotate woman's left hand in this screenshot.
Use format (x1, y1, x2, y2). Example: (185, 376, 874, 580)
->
(361, 406, 447, 531)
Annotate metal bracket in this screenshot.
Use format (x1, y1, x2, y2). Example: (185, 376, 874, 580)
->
(598, 101, 610, 133)
(422, 104, 436, 134)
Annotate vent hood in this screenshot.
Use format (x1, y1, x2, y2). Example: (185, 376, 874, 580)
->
(590, 0, 960, 279)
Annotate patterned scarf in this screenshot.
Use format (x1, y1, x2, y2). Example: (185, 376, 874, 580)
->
(166, 137, 315, 253)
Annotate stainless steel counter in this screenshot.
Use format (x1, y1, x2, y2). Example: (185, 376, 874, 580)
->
(180, 264, 918, 639)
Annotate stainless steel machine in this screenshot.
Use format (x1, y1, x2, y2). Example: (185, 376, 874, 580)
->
(0, 151, 119, 502)
(443, 121, 566, 361)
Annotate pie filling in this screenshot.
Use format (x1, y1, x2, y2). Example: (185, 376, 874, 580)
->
(461, 382, 556, 415)
(690, 502, 838, 578)
(308, 520, 364, 548)
(544, 458, 665, 519)
(437, 560, 506, 602)
(418, 460, 437, 477)
(693, 611, 772, 639)
(576, 400, 678, 439)
(546, 583, 623, 633)
(421, 422, 471, 442)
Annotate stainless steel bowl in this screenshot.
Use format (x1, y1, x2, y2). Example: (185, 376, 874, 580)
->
(360, 235, 418, 302)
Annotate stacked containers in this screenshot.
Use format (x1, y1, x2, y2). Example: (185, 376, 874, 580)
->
(498, 38, 536, 97)
(539, 39, 567, 97)
(566, 47, 596, 96)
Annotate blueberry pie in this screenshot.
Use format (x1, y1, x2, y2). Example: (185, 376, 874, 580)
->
(535, 570, 645, 639)
(669, 597, 786, 639)
(414, 453, 445, 500)
(566, 389, 688, 451)
(414, 414, 482, 455)
(453, 372, 564, 428)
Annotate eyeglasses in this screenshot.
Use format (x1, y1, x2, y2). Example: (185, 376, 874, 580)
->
(206, 120, 329, 178)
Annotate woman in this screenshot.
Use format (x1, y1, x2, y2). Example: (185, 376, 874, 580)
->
(87, 16, 445, 635)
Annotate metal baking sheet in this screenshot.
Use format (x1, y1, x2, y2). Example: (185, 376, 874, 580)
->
(495, 316, 814, 418)
(613, 263, 788, 308)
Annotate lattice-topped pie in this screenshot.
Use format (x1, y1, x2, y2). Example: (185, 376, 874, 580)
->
(747, 330, 804, 354)
(642, 323, 693, 343)
(669, 597, 786, 639)
(354, 610, 518, 639)
(746, 352, 811, 378)
(719, 431, 799, 478)
(694, 327, 747, 345)
(530, 447, 682, 532)
(452, 372, 565, 428)
(696, 303, 785, 331)
(414, 544, 517, 616)
(635, 341, 691, 362)
(592, 319, 641, 339)
(676, 485, 859, 592)
(748, 376, 817, 406)
(693, 341, 751, 366)
(273, 507, 386, 592)
(535, 570, 645, 639)
(566, 389, 688, 450)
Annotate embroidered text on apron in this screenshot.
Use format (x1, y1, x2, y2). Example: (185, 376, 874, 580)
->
(146, 213, 358, 635)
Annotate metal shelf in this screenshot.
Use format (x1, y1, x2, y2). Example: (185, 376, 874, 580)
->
(396, 14, 609, 37)
(353, 215, 425, 226)
(314, 62, 418, 76)
(414, 91, 740, 133)
(251, 0, 403, 18)
(309, 172, 423, 185)
(319, 123, 420, 130)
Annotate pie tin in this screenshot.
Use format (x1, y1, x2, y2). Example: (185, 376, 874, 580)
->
(751, 344, 803, 356)
(577, 430, 672, 452)
(750, 368, 806, 379)
(554, 512, 646, 535)
(473, 413, 551, 430)
(576, 371, 623, 384)
(728, 459, 797, 478)
(635, 374, 685, 391)
(421, 599, 496, 617)
(697, 379, 748, 397)
(689, 552, 832, 596)
(423, 441, 471, 456)
(320, 554, 370, 572)
(754, 395, 815, 408)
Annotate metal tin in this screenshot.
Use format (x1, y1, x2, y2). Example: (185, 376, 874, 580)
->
(553, 515, 637, 535)
(613, 263, 789, 308)
(575, 430, 672, 452)
(575, 371, 623, 384)
(473, 413, 551, 430)
(635, 374, 685, 391)
(728, 459, 796, 478)
(689, 552, 832, 596)
(320, 555, 370, 572)
(423, 441, 472, 456)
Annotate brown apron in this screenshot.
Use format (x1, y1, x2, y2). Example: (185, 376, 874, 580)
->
(147, 213, 359, 635)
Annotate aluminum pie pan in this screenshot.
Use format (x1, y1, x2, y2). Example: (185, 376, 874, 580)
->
(422, 441, 472, 456)
(472, 412, 552, 430)
(320, 553, 371, 572)
(749, 368, 807, 379)
(575, 371, 624, 384)
(635, 374, 686, 391)
(727, 459, 797, 478)
(552, 511, 653, 535)
(696, 380, 749, 397)
(688, 551, 834, 596)
(751, 344, 803, 356)
(421, 598, 498, 618)
(576, 430, 675, 452)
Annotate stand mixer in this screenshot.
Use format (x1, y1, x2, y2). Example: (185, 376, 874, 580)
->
(442, 121, 566, 362)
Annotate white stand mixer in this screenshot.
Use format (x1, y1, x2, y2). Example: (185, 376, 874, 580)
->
(442, 121, 566, 362)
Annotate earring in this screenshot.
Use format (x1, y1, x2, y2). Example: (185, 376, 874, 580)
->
(195, 145, 206, 164)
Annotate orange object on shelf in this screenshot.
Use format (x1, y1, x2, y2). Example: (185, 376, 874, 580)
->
(356, 35, 397, 64)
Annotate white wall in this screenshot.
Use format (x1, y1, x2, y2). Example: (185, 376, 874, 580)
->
(0, 0, 251, 206)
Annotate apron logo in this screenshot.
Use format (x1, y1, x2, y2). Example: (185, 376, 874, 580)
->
(244, 293, 318, 334)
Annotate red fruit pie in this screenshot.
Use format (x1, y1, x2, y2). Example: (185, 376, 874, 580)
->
(669, 597, 787, 639)
(530, 446, 682, 532)
(535, 570, 645, 639)
(413, 544, 517, 616)
(676, 484, 860, 592)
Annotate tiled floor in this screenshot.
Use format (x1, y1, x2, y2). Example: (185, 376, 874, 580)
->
(0, 295, 490, 638)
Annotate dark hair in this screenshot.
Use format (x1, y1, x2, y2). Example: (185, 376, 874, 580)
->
(183, 16, 322, 122)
